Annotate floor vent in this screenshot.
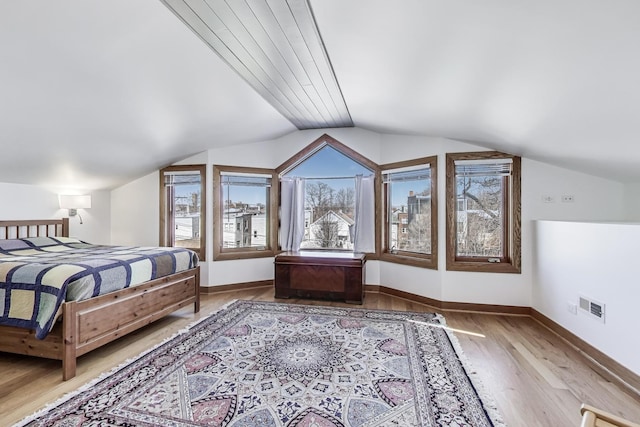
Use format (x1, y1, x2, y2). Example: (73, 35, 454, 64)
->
(579, 296, 605, 323)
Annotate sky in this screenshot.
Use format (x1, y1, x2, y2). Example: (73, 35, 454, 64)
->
(284, 146, 373, 178)
(176, 146, 428, 207)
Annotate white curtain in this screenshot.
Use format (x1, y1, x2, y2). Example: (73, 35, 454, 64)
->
(279, 177, 306, 252)
(353, 174, 375, 253)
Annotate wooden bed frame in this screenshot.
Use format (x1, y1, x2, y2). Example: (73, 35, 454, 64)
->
(0, 218, 200, 380)
(580, 404, 640, 427)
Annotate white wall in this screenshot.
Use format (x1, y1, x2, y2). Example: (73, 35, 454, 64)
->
(108, 129, 384, 287)
(533, 220, 640, 375)
(68, 190, 111, 244)
(1, 130, 633, 374)
(111, 172, 159, 246)
(0, 182, 61, 219)
(623, 182, 640, 220)
(379, 262, 442, 300)
(263, 128, 383, 167)
(376, 135, 625, 307)
(0, 182, 110, 243)
(109, 128, 626, 309)
(201, 128, 383, 287)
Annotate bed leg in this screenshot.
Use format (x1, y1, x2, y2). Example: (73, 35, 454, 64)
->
(194, 267, 201, 313)
(62, 355, 77, 381)
(62, 301, 77, 380)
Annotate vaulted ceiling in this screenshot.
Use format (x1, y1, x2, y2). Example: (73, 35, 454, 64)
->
(1, 0, 639, 191)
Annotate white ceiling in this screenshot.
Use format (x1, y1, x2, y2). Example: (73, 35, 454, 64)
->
(160, 0, 354, 129)
(1, 0, 639, 191)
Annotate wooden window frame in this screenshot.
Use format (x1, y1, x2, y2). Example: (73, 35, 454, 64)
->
(275, 134, 380, 255)
(213, 165, 278, 261)
(445, 151, 521, 273)
(379, 156, 438, 269)
(159, 164, 206, 261)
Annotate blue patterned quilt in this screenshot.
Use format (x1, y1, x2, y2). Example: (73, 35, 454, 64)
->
(0, 237, 198, 339)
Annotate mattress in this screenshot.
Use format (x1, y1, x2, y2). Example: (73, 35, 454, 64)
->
(0, 236, 198, 339)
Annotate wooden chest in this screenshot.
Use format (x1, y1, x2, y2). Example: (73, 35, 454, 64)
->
(274, 251, 365, 304)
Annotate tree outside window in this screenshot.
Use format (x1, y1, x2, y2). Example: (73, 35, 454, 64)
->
(380, 157, 437, 269)
(281, 143, 374, 251)
(446, 152, 521, 273)
(456, 173, 504, 257)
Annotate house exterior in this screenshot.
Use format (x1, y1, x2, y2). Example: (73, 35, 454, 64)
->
(407, 191, 430, 223)
(390, 207, 409, 251)
(234, 213, 267, 248)
(304, 210, 355, 250)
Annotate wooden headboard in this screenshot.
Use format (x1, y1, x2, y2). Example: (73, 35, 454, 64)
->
(0, 218, 69, 239)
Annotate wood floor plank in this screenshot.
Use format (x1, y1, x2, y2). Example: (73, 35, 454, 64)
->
(511, 339, 569, 390)
(1, 291, 639, 426)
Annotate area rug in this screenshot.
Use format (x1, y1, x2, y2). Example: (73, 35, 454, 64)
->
(17, 300, 504, 426)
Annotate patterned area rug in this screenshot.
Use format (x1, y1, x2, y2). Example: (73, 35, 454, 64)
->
(18, 300, 504, 426)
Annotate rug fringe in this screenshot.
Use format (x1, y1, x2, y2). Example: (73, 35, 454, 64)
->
(12, 299, 240, 427)
(14, 302, 506, 427)
(435, 313, 508, 427)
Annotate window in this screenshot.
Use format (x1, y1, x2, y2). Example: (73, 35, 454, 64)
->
(282, 146, 371, 250)
(380, 157, 437, 269)
(159, 165, 206, 260)
(445, 152, 521, 273)
(276, 134, 378, 253)
(213, 166, 277, 260)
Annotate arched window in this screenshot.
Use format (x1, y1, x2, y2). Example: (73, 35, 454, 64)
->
(276, 135, 377, 253)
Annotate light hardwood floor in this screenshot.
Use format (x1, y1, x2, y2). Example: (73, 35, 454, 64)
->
(1, 289, 639, 426)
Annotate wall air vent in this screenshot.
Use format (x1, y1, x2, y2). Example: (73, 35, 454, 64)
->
(579, 295, 605, 323)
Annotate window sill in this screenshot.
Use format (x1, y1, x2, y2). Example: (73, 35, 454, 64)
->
(379, 252, 437, 269)
(213, 249, 275, 261)
(446, 259, 521, 274)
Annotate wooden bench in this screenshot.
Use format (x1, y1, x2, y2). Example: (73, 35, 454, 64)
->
(274, 251, 365, 304)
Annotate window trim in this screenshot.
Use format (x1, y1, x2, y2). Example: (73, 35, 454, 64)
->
(379, 156, 438, 269)
(213, 165, 278, 261)
(445, 151, 521, 273)
(159, 164, 206, 261)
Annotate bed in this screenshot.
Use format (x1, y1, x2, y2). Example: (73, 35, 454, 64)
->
(0, 218, 200, 380)
(580, 404, 640, 427)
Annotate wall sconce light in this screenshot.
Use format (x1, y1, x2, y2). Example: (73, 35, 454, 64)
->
(59, 194, 92, 224)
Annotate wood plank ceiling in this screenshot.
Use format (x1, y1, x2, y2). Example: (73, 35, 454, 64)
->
(161, 0, 353, 129)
